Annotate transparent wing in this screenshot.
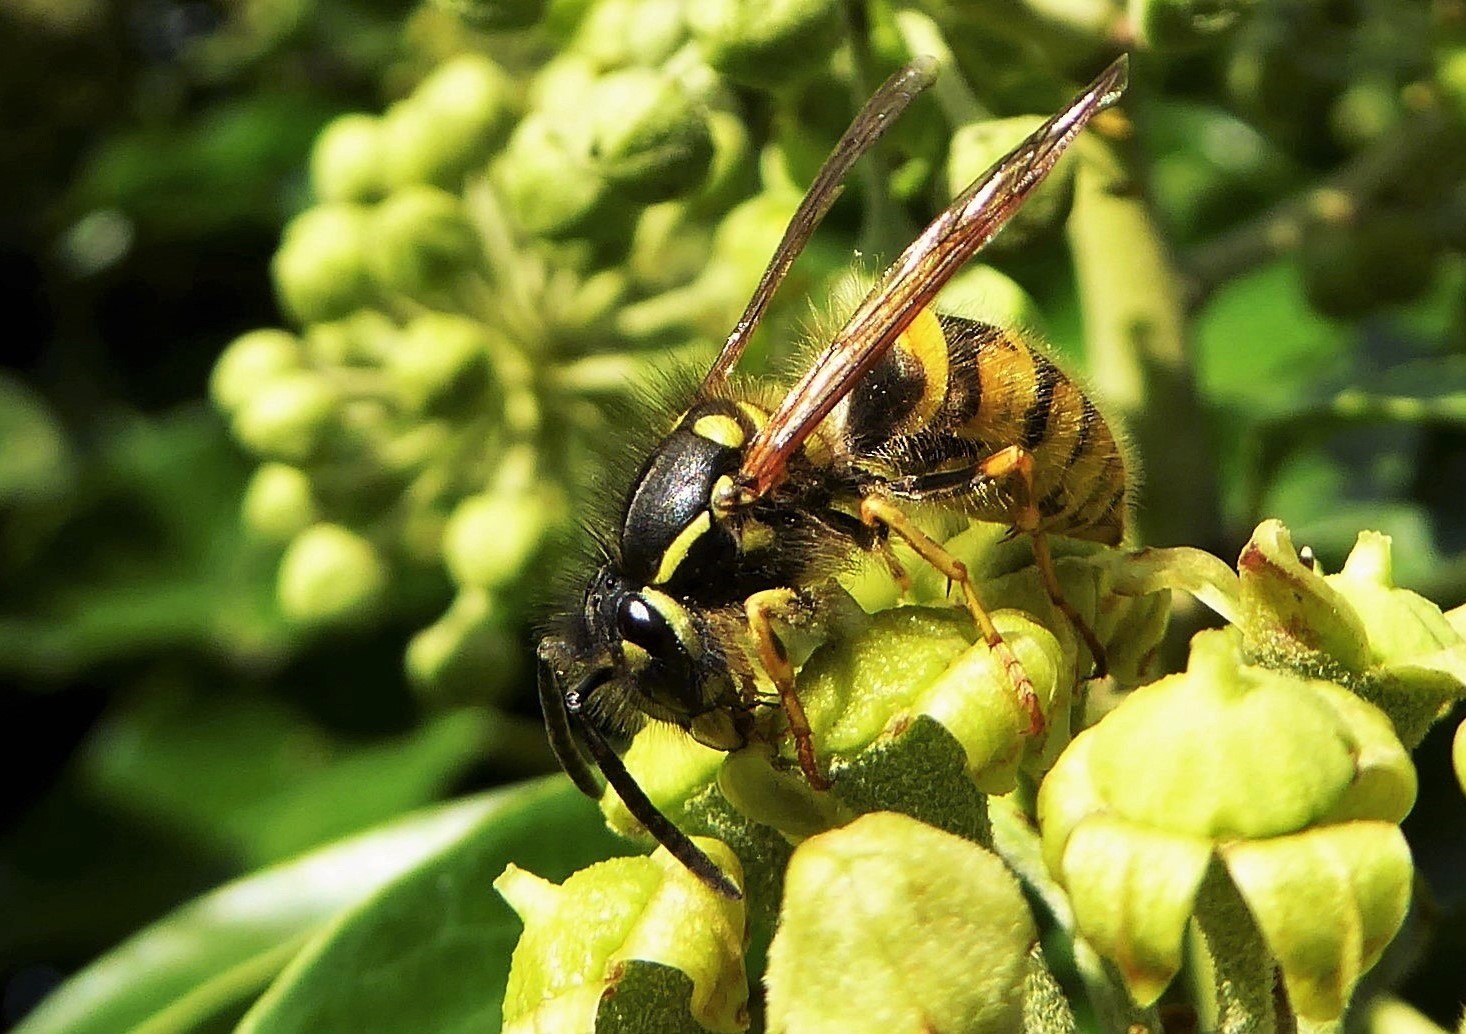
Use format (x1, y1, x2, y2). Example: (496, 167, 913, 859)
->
(732, 56, 1129, 501)
(702, 57, 938, 386)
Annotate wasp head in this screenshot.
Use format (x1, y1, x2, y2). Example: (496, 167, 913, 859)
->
(535, 563, 746, 900)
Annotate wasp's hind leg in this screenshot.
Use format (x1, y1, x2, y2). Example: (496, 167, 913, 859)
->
(1027, 528, 1108, 677)
(858, 495, 1045, 735)
(975, 446, 1109, 679)
(745, 587, 830, 791)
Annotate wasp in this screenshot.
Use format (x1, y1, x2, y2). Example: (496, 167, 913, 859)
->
(538, 56, 1130, 898)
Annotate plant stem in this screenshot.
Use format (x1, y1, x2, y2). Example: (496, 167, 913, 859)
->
(893, 9, 988, 125)
(1066, 132, 1220, 549)
(1195, 863, 1276, 1034)
(1023, 945, 1078, 1034)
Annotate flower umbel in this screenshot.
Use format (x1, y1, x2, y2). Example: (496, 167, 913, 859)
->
(1039, 628, 1416, 1020)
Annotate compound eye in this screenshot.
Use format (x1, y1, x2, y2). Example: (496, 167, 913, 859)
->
(616, 594, 682, 662)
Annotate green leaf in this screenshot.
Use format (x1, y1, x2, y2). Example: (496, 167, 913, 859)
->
(832, 714, 990, 846)
(237, 779, 624, 1034)
(19, 779, 624, 1034)
(81, 686, 496, 867)
(1194, 260, 1352, 417)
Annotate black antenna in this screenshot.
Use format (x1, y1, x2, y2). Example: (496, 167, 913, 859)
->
(538, 648, 742, 900)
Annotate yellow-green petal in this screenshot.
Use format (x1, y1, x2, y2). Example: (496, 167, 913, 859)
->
(497, 838, 747, 1034)
(1055, 815, 1212, 1006)
(1221, 822, 1413, 1022)
(1087, 632, 1359, 839)
(1237, 519, 1370, 676)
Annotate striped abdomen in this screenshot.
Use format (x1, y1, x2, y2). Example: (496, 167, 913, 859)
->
(828, 306, 1128, 545)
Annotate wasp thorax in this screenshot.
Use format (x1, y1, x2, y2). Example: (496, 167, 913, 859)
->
(618, 399, 761, 599)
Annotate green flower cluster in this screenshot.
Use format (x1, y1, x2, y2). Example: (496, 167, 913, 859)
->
(203, 0, 1466, 1027)
(499, 521, 1466, 1032)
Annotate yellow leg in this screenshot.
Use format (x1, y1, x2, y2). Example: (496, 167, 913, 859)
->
(746, 588, 829, 791)
(877, 538, 913, 595)
(1029, 531, 1109, 677)
(859, 494, 1045, 735)
(978, 446, 1109, 679)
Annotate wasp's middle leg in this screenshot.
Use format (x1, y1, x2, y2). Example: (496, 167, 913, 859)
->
(858, 494, 1045, 735)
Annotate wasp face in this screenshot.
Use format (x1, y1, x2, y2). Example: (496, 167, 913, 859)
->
(579, 565, 713, 726)
(534, 585, 745, 900)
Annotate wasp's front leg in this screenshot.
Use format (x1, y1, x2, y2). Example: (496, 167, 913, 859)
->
(744, 587, 830, 791)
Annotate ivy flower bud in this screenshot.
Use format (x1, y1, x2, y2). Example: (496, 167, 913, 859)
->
(367, 185, 481, 305)
(385, 313, 492, 414)
(1039, 629, 1416, 1013)
(790, 600, 1065, 798)
(572, 0, 689, 69)
(495, 841, 747, 1034)
(891, 520, 1171, 693)
(309, 113, 384, 202)
(1454, 718, 1466, 796)
(1329, 80, 1403, 149)
(495, 113, 608, 237)
(230, 371, 340, 463)
(241, 462, 317, 541)
(277, 523, 388, 628)
(946, 116, 1076, 252)
(935, 265, 1045, 335)
(271, 204, 376, 324)
(210, 328, 302, 413)
(1325, 531, 1466, 738)
(707, 189, 803, 284)
(692, 108, 754, 211)
(442, 486, 560, 590)
(587, 68, 715, 203)
(1239, 520, 1466, 745)
(765, 812, 1034, 1034)
(687, 0, 844, 90)
(303, 309, 398, 368)
(380, 54, 513, 190)
(406, 588, 517, 705)
(1439, 46, 1466, 115)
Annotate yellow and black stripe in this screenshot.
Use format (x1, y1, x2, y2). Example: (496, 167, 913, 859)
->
(828, 305, 1127, 544)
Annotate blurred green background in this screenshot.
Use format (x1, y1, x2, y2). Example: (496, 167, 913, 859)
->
(3, 0, 1465, 1028)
